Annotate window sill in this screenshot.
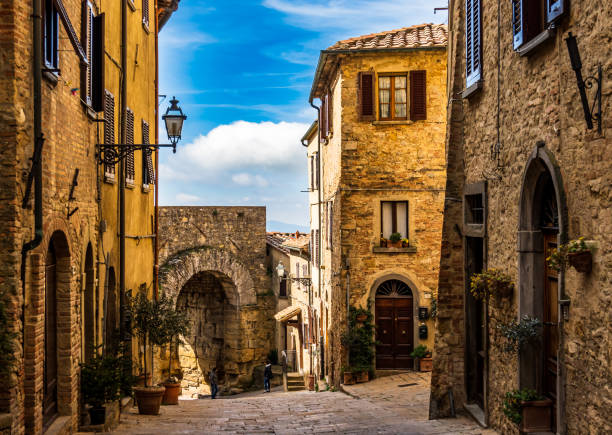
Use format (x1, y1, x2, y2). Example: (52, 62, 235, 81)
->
(81, 101, 98, 120)
(462, 80, 482, 99)
(372, 120, 413, 126)
(143, 22, 150, 34)
(42, 70, 59, 87)
(126, 180, 135, 189)
(517, 28, 555, 57)
(142, 184, 150, 193)
(104, 174, 116, 184)
(372, 246, 417, 254)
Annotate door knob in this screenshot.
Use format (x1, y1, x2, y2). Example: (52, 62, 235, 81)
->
(383, 330, 387, 334)
(402, 330, 406, 334)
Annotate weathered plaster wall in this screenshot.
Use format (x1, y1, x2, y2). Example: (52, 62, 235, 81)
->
(431, 0, 612, 433)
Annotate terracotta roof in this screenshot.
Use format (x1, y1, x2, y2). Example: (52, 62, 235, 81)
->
(158, 0, 180, 31)
(327, 23, 447, 51)
(266, 233, 291, 255)
(266, 232, 310, 256)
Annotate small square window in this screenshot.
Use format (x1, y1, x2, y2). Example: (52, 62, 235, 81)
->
(381, 201, 409, 239)
(465, 194, 484, 225)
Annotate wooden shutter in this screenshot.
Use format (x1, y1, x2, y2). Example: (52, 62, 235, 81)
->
(511, 0, 524, 49)
(465, 0, 481, 87)
(81, 1, 93, 106)
(315, 153, 320, 190)
(547, 0, 564, 23)
(315, 229, 320, 267)
(104, 91, 115, 176)
(54, 0, 87, 63)
(91, 13, 105, 111)
(142, 120, 154, 185)
(410, 70, 427, 121)
(142, 0, 149, 27)
(328, 91, 333, 134)
(125, 108, 135, 182)
(358, 72, 375, 121)
(309, 156, 314, 190)
(320, 96, 328, 138)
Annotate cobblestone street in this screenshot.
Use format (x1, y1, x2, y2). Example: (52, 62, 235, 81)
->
(110, 373, 496, 434)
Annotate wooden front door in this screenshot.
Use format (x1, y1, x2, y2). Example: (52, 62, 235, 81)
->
(44, 246, 58, 428)
(465, 236, 485, 408)
(375, 297, 413, 369)
(543, 233, 559, 427)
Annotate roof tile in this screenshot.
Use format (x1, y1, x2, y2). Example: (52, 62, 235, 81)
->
(327, 23, 447, 51)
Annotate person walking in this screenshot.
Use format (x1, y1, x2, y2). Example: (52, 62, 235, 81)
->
(209, 367, 218, 399)
(264, 360, 272, 393)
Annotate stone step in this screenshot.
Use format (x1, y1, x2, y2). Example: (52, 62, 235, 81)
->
(287, 385, 305, 391)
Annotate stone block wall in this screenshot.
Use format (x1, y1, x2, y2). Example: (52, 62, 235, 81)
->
(431, 0, 612, 433)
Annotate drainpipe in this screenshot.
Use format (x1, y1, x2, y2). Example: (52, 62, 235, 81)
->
(153, 0, 159, 300)
(119, 0, 127, 306)
(309, 100, 321, 378)
(21, 0, 44, 365)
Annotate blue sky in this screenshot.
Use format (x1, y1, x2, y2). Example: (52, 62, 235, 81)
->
(158, 1, 444, 230)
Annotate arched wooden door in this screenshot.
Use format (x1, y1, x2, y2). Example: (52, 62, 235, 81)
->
(375, 279, 414, 369)
(44, 241, 58, 427)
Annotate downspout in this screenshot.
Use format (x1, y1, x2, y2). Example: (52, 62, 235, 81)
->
(309, 100, 321, 378)
(153, 0, 160, 300)
(21, 0, 44, 365)
(119, 0, 127, 307)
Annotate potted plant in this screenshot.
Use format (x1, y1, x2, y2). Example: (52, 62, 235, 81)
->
(130, 292, 172, 415)
(388, 232, 402, 248)
(161, 308, 189, 405)
(547, 237, 592, 273)
(503, 388, 552, 433)
(401, 238, 409, 248)
(469, 269, 514, 301)
(409, 345, 432, 371)
(379, 237, 388, 248)
(341, 367, 355, 385)
(80, 349, 123, 425)
(497, 315, 542, 353)
(341, 305, 375, 384)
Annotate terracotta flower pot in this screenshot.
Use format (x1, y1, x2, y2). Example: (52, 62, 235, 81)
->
(568, 251, 592, 273)
(133, 386, 165, 415)
(355, 371, 369, 383)
(521, 399, 553, 433)
(343, 372, 355, 385)
(356, 314, 367, 322)
(389, 241, 403, 248)
(419, 356, 433, 372)
(162, 382, 181, 405)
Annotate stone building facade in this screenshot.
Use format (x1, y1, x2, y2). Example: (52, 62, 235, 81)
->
(430, 0, 611, 433)
(156, 206, 274, 396)
(306, 24, 448, 386)
(0, 1, 177, 433)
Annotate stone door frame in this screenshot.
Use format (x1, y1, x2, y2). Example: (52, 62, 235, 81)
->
(517, 143, 567, 434)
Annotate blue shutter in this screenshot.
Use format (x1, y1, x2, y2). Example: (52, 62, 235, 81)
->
(512, 0, 524, 50)
(547, 0, 564, 23)
(465, 0, 481, 87)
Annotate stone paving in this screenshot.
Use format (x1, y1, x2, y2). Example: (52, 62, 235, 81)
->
(109, 372, 497, 434)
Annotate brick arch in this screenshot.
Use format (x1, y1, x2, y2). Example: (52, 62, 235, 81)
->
(159, 247, 257, 307)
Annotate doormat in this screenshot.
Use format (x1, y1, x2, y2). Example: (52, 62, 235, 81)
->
(397, 383, 417, 387)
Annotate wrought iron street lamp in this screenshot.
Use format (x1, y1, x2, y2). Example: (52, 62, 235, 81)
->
(96, 96, 187, 165)
(276, 261, 311, 287)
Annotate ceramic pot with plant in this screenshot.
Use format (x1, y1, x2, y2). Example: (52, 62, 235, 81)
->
(388, 232, 402, 248)
(566, 237, 592, 273)
(80, 350, 123, 426)
(503, 388, 552, 433)
(470, 269, 514, 301)
(410, 345, 429, 371)
(162, 308, 189, 405)
(355, 369, 369, 383)
(379, 237, 388, 248)
(130, 292, 173, 415)
(342, 368, 355, 385)
(341, 305, 375, 384)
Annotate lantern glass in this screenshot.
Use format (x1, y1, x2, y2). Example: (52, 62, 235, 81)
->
(276, 262, 285, 278)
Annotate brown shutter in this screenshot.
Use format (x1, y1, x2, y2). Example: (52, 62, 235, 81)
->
(142, 0, 149, 27)
(125, 108, 135, 182)
(92, 13, 105, 111)
(142, 120, 154, 185)
(103, 91, 115, 176)
(328, 90, 333, 134)
(324, 93, 330, 137)
(54, 0, 87, 63)
(315, 153, 319, 190)
(320, 96, 328, 138)
(410, 70, 427, 121)
(358, 71, 375, 121)
(315, 229, 320, 267)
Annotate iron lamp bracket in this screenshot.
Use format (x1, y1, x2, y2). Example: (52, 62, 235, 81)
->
(96, 143, 176, 166)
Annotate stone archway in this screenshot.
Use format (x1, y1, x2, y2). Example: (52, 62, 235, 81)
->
(518, 143, 567, 433)
(159, 247, 260, 396)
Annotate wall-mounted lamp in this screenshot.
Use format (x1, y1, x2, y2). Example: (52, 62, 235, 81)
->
(565, 32, 602, 134)
(276, 261, 312, 287)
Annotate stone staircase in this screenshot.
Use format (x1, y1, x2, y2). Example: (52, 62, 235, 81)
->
(286, 372, 306, 392)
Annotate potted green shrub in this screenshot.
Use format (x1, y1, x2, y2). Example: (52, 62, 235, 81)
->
(503, 388, 552, 433)
(129, 292, 173, 415)
(388, 232, 402, 248)
(497, 315, 542, 353)
(341, 305, 375, 383)
(80, 349, 123, 425)
(409, 345, 432, 371)
(161, 307, 189, 405)
(470, 269, 514, 301)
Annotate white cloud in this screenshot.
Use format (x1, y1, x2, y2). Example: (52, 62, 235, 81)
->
(160, 120, 309, 182)
(232, 173, 269, 187)
(175, 193, 201, 204)
(262, 0, 437, 38)
(159, 28, 217, 48)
